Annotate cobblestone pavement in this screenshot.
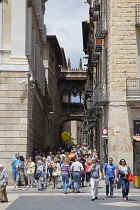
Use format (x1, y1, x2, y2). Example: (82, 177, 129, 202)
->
(1, 181, 140, 210)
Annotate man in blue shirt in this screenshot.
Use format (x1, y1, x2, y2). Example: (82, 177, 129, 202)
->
(103, 157, 117, 198)
(10, 153, 20, 189)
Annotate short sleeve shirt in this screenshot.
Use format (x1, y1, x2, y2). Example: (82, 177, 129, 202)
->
(103, 163, 116, 178)
(10, 158, 20, 170)
(90, 165, 100, 179)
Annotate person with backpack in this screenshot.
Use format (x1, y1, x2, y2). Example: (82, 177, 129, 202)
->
(0, 164, 8, 203)
(103, 157, 117, 198)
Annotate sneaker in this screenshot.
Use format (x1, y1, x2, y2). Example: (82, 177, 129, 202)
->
(110, 195, 114, 198)
(23, 188, 27, 191)
(95, 197, 98, 199)
(91, 198, 95, 201)
(123, 197, 127, 201)
(126, 196, 128, 200)
(106, 195, 108, 198)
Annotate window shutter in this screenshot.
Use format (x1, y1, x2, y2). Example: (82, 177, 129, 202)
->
(31, 30, 36, 71)
(26, 8, 32, 58)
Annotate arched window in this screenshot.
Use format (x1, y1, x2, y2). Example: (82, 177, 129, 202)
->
(70, 88, 80, 103)
(62, 89, 69, 103)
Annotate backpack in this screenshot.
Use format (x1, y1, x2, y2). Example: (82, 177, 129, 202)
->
(34, 171, 41, 180)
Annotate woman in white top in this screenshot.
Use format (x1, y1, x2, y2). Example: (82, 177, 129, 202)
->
(119, 159, 131, 201)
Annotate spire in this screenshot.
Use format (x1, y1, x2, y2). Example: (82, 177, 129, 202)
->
(68, 58, 71, 70)
(79, 58, 83, 70)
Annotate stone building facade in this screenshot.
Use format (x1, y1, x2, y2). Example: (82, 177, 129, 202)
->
(0, 0, 49, 178)
(83, 0, 140, 184)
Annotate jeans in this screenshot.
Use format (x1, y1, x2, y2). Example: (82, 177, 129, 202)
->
(105, 177, 114, 196)
(62, 175, 69, 191)
(12, 169, 19, 181)
(73, 171, 81, 192)
(90, 178, 99, 199)
(120, 178, 129, 198)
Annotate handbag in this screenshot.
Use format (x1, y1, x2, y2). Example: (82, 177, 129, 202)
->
(126, 173, 135, 182)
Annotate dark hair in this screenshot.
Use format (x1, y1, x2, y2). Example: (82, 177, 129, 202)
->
(19, 156, 24, 161)
(70, 157, 75, 162)
(119, 159, 126, 165)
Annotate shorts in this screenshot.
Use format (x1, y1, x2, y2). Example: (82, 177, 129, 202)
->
(12, 169, 19, 181)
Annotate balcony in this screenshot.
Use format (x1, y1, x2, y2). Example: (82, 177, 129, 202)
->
(135, 4, 140, 27)
(126, 78, 140, 101)
(94, 82, 108, 106)
(87, 41, 94, 52)
(97, 14, 108, 39)
(93, 11, 98, 21)
(93, 0, 100, 12)
(95, 38, 102, 52)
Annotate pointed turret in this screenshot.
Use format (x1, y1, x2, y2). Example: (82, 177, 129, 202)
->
(79, 58, 83, 70)
(68, 58, 71, 70)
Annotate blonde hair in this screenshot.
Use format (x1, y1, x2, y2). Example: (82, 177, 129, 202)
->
(63, 158, 69, 164)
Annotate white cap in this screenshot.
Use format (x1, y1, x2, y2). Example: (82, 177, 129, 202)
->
(0, 164, 4, 167)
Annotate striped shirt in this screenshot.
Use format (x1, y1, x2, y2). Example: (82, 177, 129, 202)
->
(61, 164, 70, 175)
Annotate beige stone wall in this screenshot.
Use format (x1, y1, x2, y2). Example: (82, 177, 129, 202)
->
(102, 0, 140, 169)
(0, 71, 28, 180)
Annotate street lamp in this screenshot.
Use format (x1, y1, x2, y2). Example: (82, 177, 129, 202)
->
(86, 98, 93, 110)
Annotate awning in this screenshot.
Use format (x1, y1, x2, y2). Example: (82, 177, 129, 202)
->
(133, 136, 140, 141)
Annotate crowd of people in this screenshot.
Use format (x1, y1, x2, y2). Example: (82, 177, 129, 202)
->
(0, 144, 132, 203)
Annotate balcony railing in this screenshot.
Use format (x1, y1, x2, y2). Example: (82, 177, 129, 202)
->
(93, 0, 100, 11)
(95, 38, 102, 52)
(94, 82, 108, 106)
(97, 13, 108, 39)
(126, 78, 140, 96)
(135, 4, 140, 26)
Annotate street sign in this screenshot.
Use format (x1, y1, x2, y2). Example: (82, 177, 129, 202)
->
(102, 128, 108, 137)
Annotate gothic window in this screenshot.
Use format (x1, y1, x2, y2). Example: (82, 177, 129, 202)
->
(70, 88, 80, 103)
(62, 89, 69, 103)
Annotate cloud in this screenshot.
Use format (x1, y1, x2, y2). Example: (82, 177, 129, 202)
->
(44, 0, 89, 68)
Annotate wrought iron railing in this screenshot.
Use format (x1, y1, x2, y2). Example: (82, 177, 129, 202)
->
(126, 78, 140, 96)
(97, 13, 108, 39)
(94, 82, 108, 105)
(135, 4, 140, 26)
(93, 0, 100, 11)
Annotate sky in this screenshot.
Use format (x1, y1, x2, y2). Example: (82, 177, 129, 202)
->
(44, 0, 89, 68)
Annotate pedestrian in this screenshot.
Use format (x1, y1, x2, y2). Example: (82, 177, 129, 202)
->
(85, 157, 92, 186)
(103, 157, 117, 198)
(61, 158, 70, 194)
(10, 153, 20, 190)
(16, 156, 27, 190)
(88, 159, 102, 201)
(26, 157, 35, 188)
(42, 157, 48, 188)
(70, 157, 83, 193)
(52, 158, 61, 189)
(114, 165, 119, 189)
(0, 164, 8, 203)
(35, 160, 43, 191)
(118, 159, 131, 201)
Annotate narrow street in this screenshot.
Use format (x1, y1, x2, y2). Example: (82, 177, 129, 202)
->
(1, 181, 140, 210)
